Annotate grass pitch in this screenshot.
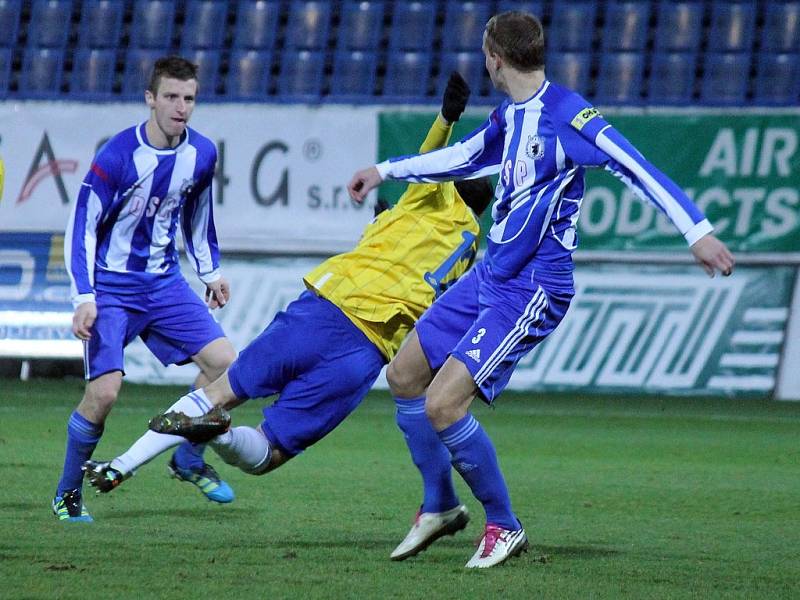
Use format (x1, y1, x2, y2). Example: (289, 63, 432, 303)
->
(1, 379, 798, 599)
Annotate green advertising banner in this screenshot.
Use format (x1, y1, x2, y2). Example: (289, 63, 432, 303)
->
(378, 111, 800, 254)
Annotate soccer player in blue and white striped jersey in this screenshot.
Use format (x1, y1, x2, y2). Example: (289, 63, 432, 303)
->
(53, 57, 237, 523)
(349, 11, 735, 568)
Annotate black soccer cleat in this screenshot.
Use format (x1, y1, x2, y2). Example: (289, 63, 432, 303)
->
(83, 460, 128, 493)
(148, 406, 231, 443)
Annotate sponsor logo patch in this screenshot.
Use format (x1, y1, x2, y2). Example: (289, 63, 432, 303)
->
(571, 107, 601, 131)
(465, 349, 481, 362)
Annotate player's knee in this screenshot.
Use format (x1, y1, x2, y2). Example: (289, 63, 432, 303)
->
(424, 393, 454, 430)
(83, 378, 121, 417)
(387, 361, 425, 398)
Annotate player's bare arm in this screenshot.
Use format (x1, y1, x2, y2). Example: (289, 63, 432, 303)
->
(205, 276, 231, 309)
(691, 233, 735, 278)
(72, 301, 97, 340)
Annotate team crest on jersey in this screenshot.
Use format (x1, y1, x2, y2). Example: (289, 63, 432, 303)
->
(525, 135, 545, 160)
(180, 178, 196, 198)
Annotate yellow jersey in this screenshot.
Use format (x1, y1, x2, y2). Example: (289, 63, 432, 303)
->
(304, 116, 480, 360)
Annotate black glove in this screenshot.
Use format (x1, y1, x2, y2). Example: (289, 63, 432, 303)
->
(441, 71, 471, 123)
(373, 197, 391, 217)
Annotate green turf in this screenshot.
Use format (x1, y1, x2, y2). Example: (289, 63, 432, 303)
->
(1, 379, 799, 599)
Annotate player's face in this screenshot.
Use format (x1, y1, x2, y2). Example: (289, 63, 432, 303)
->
(145, 77, 197, 146)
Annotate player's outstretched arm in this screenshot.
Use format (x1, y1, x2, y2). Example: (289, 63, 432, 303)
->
(691, 234, 735, 278)
(205, 276, 231, 309)
(347, 166, 383, 203)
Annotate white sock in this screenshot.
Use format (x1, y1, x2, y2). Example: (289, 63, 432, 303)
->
(210, 426, 271, 474)
(110, 390, 215, 475)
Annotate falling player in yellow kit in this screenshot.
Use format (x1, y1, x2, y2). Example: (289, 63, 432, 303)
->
(84, 73, 494, 490)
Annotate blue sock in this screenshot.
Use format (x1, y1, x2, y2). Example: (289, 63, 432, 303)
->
(438, 413, 520, 530)
(56, 411, 103, 497)
(395, 396, 459, 514)
(172, 441, 207, 471)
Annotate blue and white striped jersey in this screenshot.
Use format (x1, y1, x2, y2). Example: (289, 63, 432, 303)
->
(65, 123, 220, 307)
(377, 80, 713, 285)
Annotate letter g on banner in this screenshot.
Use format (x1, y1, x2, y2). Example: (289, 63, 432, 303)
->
(251, 140, 289, 207)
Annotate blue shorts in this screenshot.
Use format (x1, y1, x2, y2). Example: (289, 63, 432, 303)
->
(85, 276, 225, 380)
(416, 260, 572, 403)
(227, 290, 386, 457)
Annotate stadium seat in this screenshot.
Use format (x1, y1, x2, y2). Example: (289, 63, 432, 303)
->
(27, 0, 73, 48)
(19, 47, 64, 95)
(0, 46, 12, 94)
(330, 49, 377, 98)
(129, 0, 176, 50)
(0, 0, 21, 47)
(648, 51, 696, 104)
(383, 50, 432, 100)
(183, 49, 220, 96)
(602, 1, 650, 52)
(77, 0, 124, 49)
(181, 0, 229, 50)
(71, 48, 116, 97)
(760, 1, 800, 53)
(388, 2, 437, 52)
(276, 49, 324, 99)
(753, 53, 800, 105)
(121, 48, 162, 98)
(654, 0, 703, 51)
(594, 52, 644, 104)
(232, 0, 280, 50)
(442, 1, 492, 52)
(707, 0, 756, 53)
(548, 1, 598, 52)
(438, 51, 485, 93)
(285, 1, 332, 50)
(226, 49, 271, 100)
(700, 52, 749, 104)
(546, 51, 591, 91)
(338, 1, 383, 51)
(496, 1, 545, 20)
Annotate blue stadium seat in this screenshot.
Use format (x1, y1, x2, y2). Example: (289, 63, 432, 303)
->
(546, 51, 591, 91)
(183, 49, 220, 96)
(438, 51, 485, 93)
(226, 49, 271, 100)
(602, 1, 650, 51)
(389, 2, 437, 52)
(548, 1, 598, 52)
(27, 0, 73, 48)
(707, 0, 756, 53)
(383, 50, 431, 100)
(285, 1, 331, 50)
(121, 48, 161, 97)
(330, 50, 377, 98)
(19, 47, 64, 95)
(654, 0, 703, 51)
(594, 52, 644, 104)
(442, 1, 492, 52)
(700, 52, 749, 104)
(276, 49, 324, 99)
(649, 51, 696, 104)
(760, 1, 800, 53)
(496, 1, 545, 20)
(753, 53, 800, 105)
(232, 0, 280, 50)
(71, 48, 116, 96)
(0, 46, 12, 95)
(338, 1, 383, 51)
(0, 0, 22, 47)
(129, 0, 176, 50)
(77, 0, 124, 49)
(181, 0, 228, 50)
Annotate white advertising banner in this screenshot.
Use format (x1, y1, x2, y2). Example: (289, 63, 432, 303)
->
(0, 101, 379, 253)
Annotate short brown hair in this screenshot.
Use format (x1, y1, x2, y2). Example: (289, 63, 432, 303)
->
(147, 56, 199, 94)
(484, 11, 545, 72)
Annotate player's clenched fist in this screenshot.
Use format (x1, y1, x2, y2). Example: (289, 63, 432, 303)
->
(441, 71, 471, 124)
(347, 166, 382, 203)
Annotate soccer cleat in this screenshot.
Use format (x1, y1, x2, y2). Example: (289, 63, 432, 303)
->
(168, 457, 235, 504)
(52, 489, 93, 523)
(82, 460, 129, 493)
(390, 504, 470, 561)
(148, 406, 231, 444)
(464, 523, 529, 568)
